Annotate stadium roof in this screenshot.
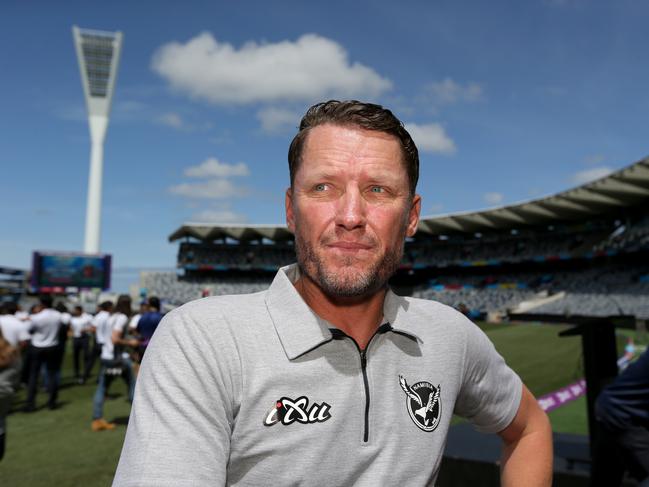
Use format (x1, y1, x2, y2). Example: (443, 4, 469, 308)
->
(169, 156, 649, 242)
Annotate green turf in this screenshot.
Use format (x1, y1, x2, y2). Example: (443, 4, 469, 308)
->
(0, 351, 132, 486)
(547, 395, 589, 435)
(452, 322, 589, 434)
(482, 322, 584, 397)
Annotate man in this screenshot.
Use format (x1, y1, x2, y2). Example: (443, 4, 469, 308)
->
(92, 295, 139, 432)
(25, 295, 66, 411)
(85, 301, 113, 380)
(115, 100, 552, 486)
(590, 347, 649, 486)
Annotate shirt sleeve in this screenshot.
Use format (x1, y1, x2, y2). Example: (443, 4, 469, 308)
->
(129, 315, 140, 330)
(454, 321, 522, 434)
(113, 302, 241, 486)
(112, 314, 129, 333)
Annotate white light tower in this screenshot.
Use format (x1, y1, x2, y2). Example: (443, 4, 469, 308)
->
(73, 26, 123, 254)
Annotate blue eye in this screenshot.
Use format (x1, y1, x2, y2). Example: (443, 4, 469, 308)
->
(315, 183, 327, 191)
(371, 186, 384, 193)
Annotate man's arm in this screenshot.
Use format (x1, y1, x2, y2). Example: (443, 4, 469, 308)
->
(113, 304, 239, 486)
(498, 385, 553, 486)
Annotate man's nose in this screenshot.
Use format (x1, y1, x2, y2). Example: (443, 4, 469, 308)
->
(335, 187, 366, 230)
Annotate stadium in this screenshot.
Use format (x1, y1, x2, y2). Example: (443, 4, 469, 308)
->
(4, 156, 648, 486)
(3, 6, 649, 486)
(146, 156, 649, 322)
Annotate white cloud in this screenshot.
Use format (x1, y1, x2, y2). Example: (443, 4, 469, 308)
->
(191, 207, 247, 223)
(151, 32, 392, 104)
(484, 192, 504, 205)
(257, 107, 299, 134)
(184, 157, 250, 178)
(169, 179, 248, 199)
(571, 167, 613, 185)
(157, 112, 184, 129)
(425, 78, 483, 105)
(155, 112, 214, 132)
(405, 123, 456, 154)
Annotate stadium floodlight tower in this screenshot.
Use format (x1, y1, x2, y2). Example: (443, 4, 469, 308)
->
(73, 26, 123, 254)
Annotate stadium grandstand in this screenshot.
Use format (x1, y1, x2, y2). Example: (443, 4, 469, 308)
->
(144, 156, 649, 320)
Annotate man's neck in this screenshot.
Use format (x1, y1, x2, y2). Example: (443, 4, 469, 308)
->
(294, 275, 386, 350)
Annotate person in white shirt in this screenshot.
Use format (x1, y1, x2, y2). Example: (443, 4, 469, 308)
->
(69, 306, 93, 384)
(0, 302, 29, 395)
(0, 302, 30, 348)
(85, 301, 113, 381)
(0, 329, 20, 461)
(25, 296, 65, 411)
(127, 301, 149, 363)
(91, 295, 138, 431)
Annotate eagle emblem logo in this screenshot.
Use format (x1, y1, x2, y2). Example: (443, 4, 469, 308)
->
(399, 375, 442, 432)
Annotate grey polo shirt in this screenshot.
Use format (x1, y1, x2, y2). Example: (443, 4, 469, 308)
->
(114, 264, 521, 486)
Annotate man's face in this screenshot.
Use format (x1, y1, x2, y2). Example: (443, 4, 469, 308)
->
(286, 124, 421, 298)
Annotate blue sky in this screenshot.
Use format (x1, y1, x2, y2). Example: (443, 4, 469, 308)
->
(1, 0, 648, 288)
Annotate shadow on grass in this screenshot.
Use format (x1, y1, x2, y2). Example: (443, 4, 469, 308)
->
(109, 415, 130, 425)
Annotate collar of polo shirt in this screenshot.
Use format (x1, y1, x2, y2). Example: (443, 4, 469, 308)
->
(266, 264, 423, 360)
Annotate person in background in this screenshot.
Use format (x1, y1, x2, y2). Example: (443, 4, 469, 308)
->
(128, 301, 149, 364)
(69, 305, 93, 384)
(0, 302, 30, 349)
(0, 302, 30, 394)
(136, 296, 162, 360)
(591, 347, 649, 486)
(14, 305, 28, 321)
(50, 302, 71, 389)
(85, 301, 113, 381)
(91, 295, 138, 431)
(129, 301, 149, 332)
(0, 329, 20, 461)
(25, 295, 64, 411)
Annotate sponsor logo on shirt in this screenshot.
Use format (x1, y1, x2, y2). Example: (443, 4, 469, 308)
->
(399, 375, 442, 432)
(263, 396, 332, 426)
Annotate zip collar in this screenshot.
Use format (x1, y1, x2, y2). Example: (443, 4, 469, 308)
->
(265, 264, 422, 361)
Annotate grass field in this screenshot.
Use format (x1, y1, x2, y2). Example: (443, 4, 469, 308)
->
(0, 321, 633, 486)
(1, 356, 131, 486)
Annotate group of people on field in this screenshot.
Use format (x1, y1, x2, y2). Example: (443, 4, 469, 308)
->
(0, 294, 163, 460)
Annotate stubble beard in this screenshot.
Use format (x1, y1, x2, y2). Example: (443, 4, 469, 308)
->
(294, 231, 405, 299)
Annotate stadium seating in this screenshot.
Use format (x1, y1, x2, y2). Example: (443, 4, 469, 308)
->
(140, 271, 272, 307)
(411, 264, 649, 318)
(153, 216, 649, 319)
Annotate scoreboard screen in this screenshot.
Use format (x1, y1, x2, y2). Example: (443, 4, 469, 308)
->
(31, 252, 111, 290)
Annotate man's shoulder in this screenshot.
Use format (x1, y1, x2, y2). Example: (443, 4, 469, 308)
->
(399, 294, 473, 325)
(389, 294, 477, 345)
(164, 291, 269, 329)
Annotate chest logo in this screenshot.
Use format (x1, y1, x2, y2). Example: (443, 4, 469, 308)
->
(399, 375, 442, 432)
(263, 396, 332, 427)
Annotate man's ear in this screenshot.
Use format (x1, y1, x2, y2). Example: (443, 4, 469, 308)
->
(406, 194, 421, 237)
(285, 188, 295, 233)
